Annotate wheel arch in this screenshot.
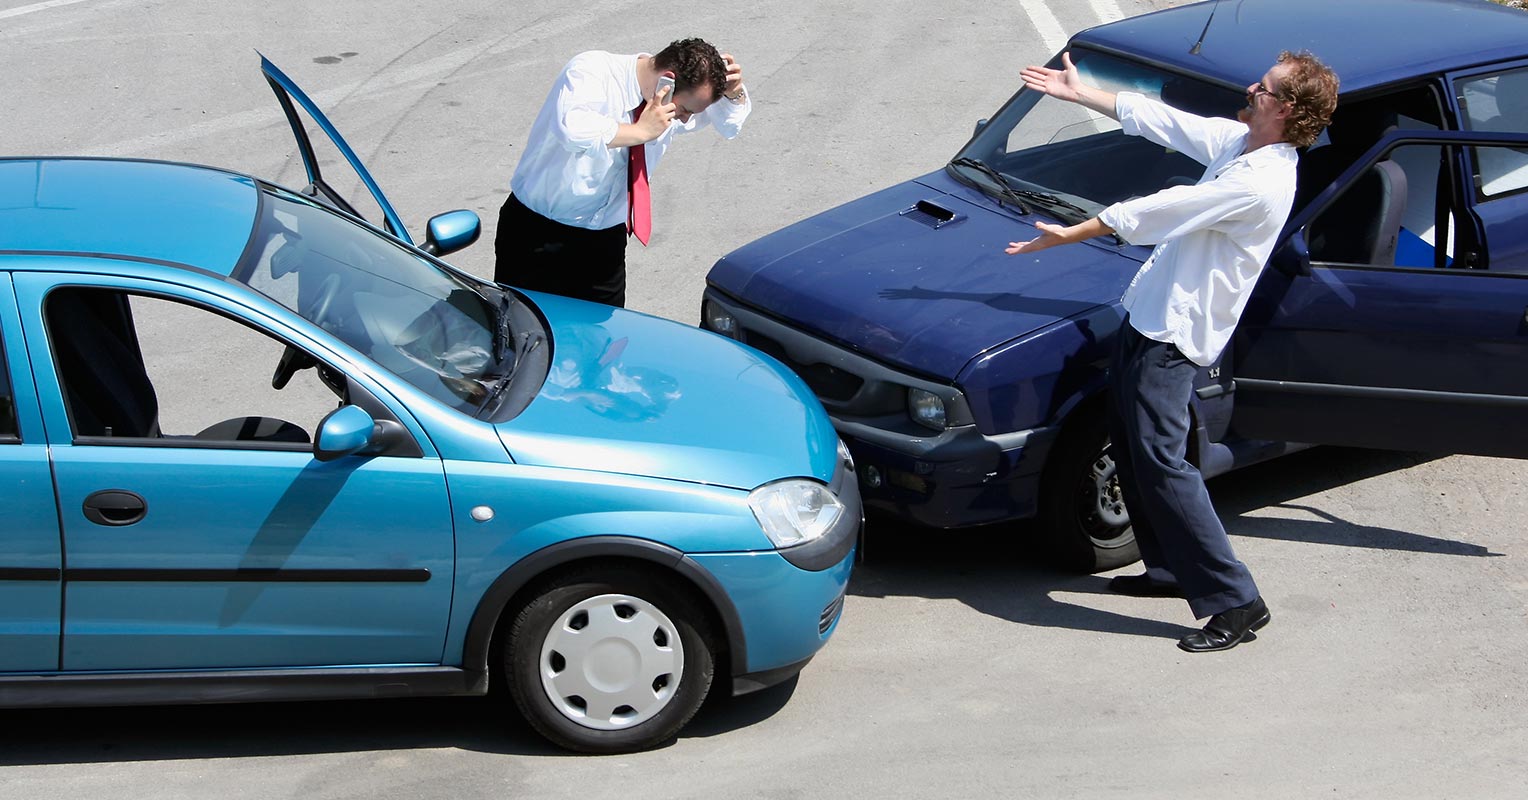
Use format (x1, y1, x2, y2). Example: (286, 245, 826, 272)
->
(461, 536, 747, 687)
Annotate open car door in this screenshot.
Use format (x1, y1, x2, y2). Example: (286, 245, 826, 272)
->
(260, 54, 413, 246)
(1229, 127, 1528, 459)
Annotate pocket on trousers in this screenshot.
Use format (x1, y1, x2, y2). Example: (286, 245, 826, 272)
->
(1160, 342, 1188, 367)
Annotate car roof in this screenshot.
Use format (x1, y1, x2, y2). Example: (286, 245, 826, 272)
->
(1074, 0, 1528, 95)
(0, 158, 260, 276)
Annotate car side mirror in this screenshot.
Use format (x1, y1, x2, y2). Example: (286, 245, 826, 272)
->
(1271, 233, 1311, 277)
(314, 404, 378, 461)
(421, 209, 481, 256)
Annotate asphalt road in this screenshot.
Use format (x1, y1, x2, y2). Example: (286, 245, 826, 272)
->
(4, 0, 1528, 797)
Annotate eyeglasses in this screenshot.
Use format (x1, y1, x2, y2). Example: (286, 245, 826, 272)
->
(1247, 81, 1281, 104)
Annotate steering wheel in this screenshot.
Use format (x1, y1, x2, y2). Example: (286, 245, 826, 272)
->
(271, 344, 317, 390)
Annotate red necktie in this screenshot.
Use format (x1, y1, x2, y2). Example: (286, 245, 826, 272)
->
(628, 101, 652, 245)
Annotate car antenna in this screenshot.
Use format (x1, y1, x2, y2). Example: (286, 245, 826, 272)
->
(1188, 0, 1222, 55)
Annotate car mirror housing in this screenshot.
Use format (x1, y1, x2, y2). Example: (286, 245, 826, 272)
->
(314, 404, 378, 462)
(421, 209, 481, 256)
(1271, 234, 1312, 277)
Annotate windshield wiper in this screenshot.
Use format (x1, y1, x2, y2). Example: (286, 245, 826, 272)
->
(491, 291, 515, 363)
(1005, 186, 1126, 245)
(479, 329, 545, 418)
(1010, 188, 1089, 219)
(948, 157, 1030, 214)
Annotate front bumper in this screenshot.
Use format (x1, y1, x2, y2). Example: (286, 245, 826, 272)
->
(688, 543, 853, 695)
(702, 289, 1058, 528)
(839, 420, 1055, 528)
(687, 459, 860, 694)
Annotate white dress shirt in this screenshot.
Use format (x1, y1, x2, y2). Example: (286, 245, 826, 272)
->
(1097, 92, 1298, 366)
(509, 50, 752, 230)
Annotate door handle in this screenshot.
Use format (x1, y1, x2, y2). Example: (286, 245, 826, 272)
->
(82, 490, 147, 526)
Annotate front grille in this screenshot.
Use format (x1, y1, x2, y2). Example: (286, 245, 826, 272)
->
(746, 332, 864, 402)
(819, 591, 846, 634)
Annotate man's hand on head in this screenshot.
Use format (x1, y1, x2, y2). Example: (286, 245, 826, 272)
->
(722, 53, 745, 101)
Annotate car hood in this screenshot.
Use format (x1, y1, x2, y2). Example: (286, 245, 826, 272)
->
(496, 294, 839, 490)
(708, 170, 1140, 379)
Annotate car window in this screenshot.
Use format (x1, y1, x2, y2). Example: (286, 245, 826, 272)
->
(0, 333, 17, 441)
(236, 187, 509, 414)
(45, 287, 343, 447)
(1459, 68, 1528, 199)
(1304, 142, 1463, 270)
(956, 48, 1245, 220)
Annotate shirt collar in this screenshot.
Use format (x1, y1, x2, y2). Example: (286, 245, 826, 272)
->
(624, 53, 649, 113)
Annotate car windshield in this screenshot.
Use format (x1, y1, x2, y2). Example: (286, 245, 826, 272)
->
(234, 186, 507, 413)
(952, 47, 1246, 222)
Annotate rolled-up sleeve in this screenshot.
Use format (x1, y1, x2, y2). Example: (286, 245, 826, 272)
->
(1116, 92, 1248, 167)
(1099, 177, 1265, 246)
(695, 86, 752, 139)
(556, 61, 621, 150)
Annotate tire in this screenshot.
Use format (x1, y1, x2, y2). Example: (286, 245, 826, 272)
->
(504, 565, 715, 754)
(1037, 409, 1141, 573)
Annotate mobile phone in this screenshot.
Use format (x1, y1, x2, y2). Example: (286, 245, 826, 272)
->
(656, 72, 676, 105)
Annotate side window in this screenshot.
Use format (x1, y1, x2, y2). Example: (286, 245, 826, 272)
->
(1459, 68, 1528, 199)
(45, 288, 342, 446)
(0, 334, 17, 441)
(1305, 142, 1458, 269)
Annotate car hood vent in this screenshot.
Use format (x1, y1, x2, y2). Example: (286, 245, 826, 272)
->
(899, 199, 965, 230)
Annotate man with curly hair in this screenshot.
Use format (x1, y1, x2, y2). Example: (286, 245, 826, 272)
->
(495, 38, 751, 307)
(1005, 50, 1338, 652)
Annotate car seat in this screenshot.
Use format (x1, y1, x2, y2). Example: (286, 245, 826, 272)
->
(1296, 104, 1408, 266)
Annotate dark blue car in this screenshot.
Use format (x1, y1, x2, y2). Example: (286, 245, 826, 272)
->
(701, 0, 1528, 571)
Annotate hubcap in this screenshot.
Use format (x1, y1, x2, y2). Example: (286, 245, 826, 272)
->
(1085, 449, 1131, 531)
(539, 593, 684, 731)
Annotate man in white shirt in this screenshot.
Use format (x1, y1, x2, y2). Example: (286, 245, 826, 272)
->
(494, 38, 751, 308)
(1006, 50, 1337, 653)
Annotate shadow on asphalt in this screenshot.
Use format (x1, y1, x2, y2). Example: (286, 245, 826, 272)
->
(849, 446, 1496, 636)
(0, 662, 798, 766)
(0, 448, 1485, 765)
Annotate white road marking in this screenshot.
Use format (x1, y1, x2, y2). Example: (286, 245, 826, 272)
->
(1088, 0, 1127, 25)
(1015, 0, 1070, 55)
(0, 0, 96, 20)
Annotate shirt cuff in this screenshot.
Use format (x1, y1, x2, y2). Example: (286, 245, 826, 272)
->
(1097, 201, 1137, 243)
(1114, 91, 1147, 138)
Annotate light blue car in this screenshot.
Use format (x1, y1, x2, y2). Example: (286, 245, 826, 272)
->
(0, 58, 858, 754)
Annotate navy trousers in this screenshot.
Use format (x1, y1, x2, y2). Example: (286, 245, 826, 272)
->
(494, 194, 629, 308)
(1107, 320, 1259, 619)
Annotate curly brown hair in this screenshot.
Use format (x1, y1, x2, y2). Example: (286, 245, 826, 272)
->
(653, 38, 728, 100)
(1274, 50, 1340, 148)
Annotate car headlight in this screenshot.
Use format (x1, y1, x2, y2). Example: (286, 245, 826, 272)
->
(907, 388, 947, 431)
(701, 299, 740, 339)
(747, 479, 844, 548)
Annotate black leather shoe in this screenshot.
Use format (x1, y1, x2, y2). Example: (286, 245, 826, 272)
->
(1107, 573, 1185, 598)
(1178, 597, 1270, 653)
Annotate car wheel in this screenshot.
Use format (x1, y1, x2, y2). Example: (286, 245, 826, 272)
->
(1038, 410, 1141, 573)
(504, 566, 715, 754)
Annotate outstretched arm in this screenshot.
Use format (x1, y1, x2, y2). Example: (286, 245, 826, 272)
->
(1005, 217, 1116, 256)
(1020, 51, 1117, 120)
